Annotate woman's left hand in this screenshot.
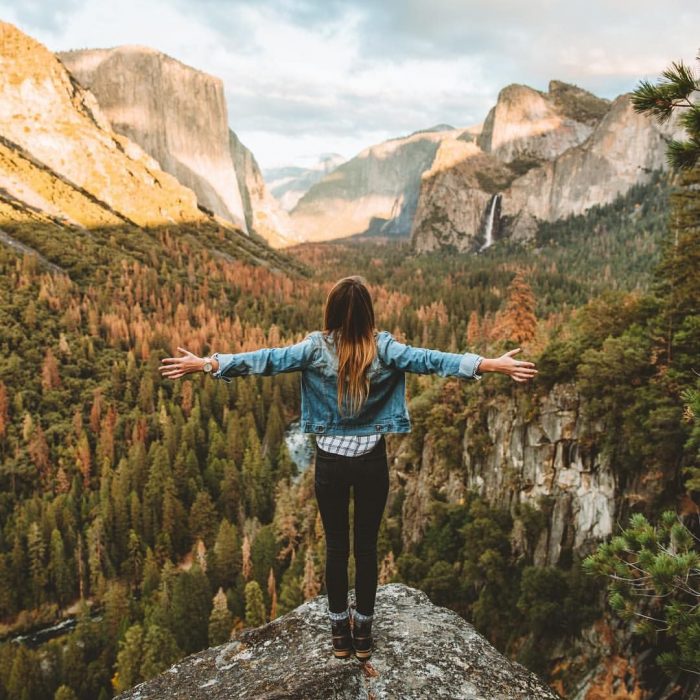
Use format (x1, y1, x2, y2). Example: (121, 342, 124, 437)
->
(160, 347, 204, 380)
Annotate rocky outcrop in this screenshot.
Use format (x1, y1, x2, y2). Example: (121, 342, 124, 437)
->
(115, 583, 560, 699)
(57, 45, 248, 231)
(394, 382, 626, 566)
(265, 153, 345, 211)
(229, 130, 304, 248)
(0, 21, 208, 228)
(289, 125, 481, 242)
(411, 80, 686, 253)
(476, 81, 609, 163)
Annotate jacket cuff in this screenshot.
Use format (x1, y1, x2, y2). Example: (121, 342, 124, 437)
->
(211, 352, 233, 383)
(458, 353, 483, 380)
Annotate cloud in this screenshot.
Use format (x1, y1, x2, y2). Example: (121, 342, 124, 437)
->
(1, 0, 698, 168)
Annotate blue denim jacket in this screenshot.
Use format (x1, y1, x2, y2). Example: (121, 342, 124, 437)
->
(212, 330, 483, 435)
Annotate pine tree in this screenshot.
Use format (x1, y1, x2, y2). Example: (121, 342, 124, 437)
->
(241, 534, 252, 581)
(189, 491, 219, 549)
(27, 521, 47, 607)
(141, 624, 182, 681)
(170, 566, 212, 654)
(583, 510, 700, 675)
(213, 519, 240, 590)
(0, 380, 9, 441)
(492, 269, 537, 345)
(244, 580, 266, 627)
(302, 546, 321, 600)
(112, 623, 145, 693)
(266, 568, 279, 622)
(208, 587, 234, 645)
(41, 347, 61, 391)
(49, 528, 73, 610)
(630, 54, 700, 170)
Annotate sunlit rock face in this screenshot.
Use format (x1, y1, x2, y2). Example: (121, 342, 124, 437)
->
(289, 125, 481, 242)
(411, 80, 685, 253)
(115, 583, 560, 700)
(56, 45, 248, 231)
(0, 21, 207, 228)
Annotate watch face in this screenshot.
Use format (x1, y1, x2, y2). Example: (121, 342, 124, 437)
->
(203, 361, 213, 373)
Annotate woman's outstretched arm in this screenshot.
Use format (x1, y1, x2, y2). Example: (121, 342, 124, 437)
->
(376, 331, 537, 383)
(159, 333, 318, 383)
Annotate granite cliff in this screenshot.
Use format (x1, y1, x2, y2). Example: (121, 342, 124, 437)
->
(229, 129, 304, 248)
(57, 45, 295, 248)
(390, 380, 684, 697)
(0, 21, 209, 229)
(57, 45, 248, 231)
(115, 583, 560, 700)
(411, 80, 686, 252)
(289, 125, 481, 241)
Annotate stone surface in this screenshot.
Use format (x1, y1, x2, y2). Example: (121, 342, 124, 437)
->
(57, 45, 248, 231)
(0, 21, 208, 228)
(116, 583, 559, 700)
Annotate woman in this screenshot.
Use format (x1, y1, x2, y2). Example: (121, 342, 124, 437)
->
(160, 275, 538, 662)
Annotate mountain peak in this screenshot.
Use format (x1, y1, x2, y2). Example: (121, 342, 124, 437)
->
(115, 583, 559, 699)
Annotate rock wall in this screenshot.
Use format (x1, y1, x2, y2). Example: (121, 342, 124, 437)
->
(411, 80, 686, 253)
(229, 129, 304, 248)
(477, 81, 607, 163)
(392, 381, 671, 567)
(0, 21, 207, 228)
(289, 126, 481, 242)
(57, 45, 248, 231)
(115, 583, 560, 699)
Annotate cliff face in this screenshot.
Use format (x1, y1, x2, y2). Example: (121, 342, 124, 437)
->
(394, 381, 672, 565)
(57, 46, 248, 231)
(0, 21, 208, 228)
(229, 129, 304, 248)
(411, 80, 685, 253)
(115, 583, 560, 700)
(391, 381, 683, 697)
(289, 126, 481, 242)
(476, 81, 608, 163)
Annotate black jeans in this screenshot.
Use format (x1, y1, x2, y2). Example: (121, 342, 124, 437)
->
(313, 435, 389, 617)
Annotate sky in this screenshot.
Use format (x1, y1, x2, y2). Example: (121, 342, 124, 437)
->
(2, 0, 699, 170)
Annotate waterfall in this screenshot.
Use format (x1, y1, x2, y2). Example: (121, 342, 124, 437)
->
(479, 193, 501, 252)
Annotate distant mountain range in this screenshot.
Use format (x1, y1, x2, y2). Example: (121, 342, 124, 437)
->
(0, 20, 686, 254)
(264, 154, 345, 211)
(287, 81, 684, 249)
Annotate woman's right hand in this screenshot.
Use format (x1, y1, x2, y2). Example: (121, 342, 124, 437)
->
(484, 348, 538, 383)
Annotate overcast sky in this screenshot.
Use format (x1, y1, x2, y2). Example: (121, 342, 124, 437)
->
(2, 0, 698, 169)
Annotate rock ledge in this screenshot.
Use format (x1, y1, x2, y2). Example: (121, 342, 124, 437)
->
(117, 583, 560, 699)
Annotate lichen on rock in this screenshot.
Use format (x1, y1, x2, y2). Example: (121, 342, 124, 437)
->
(115, 583, 560, 699)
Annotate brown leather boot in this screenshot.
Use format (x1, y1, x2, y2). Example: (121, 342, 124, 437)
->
(350, 607, 373, 661)
(330, 615, 353, 659)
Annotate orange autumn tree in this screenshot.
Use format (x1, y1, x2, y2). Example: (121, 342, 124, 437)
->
(492, 269, 537, 345)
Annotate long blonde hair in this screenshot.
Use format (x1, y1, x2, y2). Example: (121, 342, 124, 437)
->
(322, 276, 377, 416)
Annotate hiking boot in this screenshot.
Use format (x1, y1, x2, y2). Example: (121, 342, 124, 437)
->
(330, 615, 353, 659)
(350, 607, 373, 661)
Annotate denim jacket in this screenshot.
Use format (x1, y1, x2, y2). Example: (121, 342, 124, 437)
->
(212, 330, 483, 435)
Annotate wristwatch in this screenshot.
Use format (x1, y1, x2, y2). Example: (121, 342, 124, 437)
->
(202, 356, 213, 373)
